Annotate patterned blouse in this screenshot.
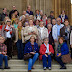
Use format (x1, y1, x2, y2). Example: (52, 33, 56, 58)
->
(0, 43, 7, 55)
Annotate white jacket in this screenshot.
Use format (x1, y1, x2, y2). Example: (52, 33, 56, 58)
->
(52, 24, 64, 40)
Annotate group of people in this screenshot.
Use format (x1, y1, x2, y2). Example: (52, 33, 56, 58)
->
(0, 5, 72, 72)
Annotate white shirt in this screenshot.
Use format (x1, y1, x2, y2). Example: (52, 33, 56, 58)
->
(44, 43, 49, 53)
(5, 25, 12, 38)
(40, 26, 44, 38)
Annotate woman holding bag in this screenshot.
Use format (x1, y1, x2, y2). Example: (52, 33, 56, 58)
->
(56, 37, 71, 69)
(24, 36, 39, 72)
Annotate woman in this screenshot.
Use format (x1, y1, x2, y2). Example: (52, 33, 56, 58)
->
(24, 19, 38, 43)
(56, 37, 69, 69)
(39, 37, 54, 70)
(38, 21, 48, 46)
(47, 24, 54, 46)
(0, 36, 10, 69)
(24, 36, 39, 72)
(15, 21, 24, 59)
(35, 20, 40, 28)
(4, 19, 14, 59)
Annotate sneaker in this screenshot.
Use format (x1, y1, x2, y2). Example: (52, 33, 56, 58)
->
(4, 66, 10, 69)
(60, 66, 67, 69)
(43, 67, 47, 70)
(48, 67, 51, 70)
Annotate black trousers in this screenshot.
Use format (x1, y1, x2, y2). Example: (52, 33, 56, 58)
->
(5, 38, 12, 57)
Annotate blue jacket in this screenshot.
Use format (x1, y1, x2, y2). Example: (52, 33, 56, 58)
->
(61, 42, 69, 55)
(24, 42, 39, 54)
(59, 15, 68, 19)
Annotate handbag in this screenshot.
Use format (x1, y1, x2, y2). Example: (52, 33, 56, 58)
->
(24, 53, 33, 60)
(61, 54, 71, 63)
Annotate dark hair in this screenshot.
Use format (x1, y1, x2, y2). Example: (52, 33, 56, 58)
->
(50, 11, 54, 14)
(58, 37, 65, 42)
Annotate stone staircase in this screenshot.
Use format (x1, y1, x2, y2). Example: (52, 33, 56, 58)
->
(0, 56, 72, 72)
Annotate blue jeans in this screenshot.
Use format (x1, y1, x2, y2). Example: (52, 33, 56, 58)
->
(0, 54, 8, 67)
(42, 55, 52, 68)
(28, 53, 39, 70)
(55, 56, 65, 67)
(16, 39, 23, 59)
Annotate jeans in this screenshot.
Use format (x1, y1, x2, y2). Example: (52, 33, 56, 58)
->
(16, 39, 24, 59)
(28, 53, 39, 70)
(0, 54, 8, 67)
(55, 56, 65, 67)
(42, 55, 52, 68)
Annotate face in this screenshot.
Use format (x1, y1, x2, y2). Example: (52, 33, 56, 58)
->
(7, 21, 11, 25)
(14, 11, 18, 15)
(62, 11, 65, 15)
(47, 19, 51, 24)
(43, 15, 46, 19)
(36, 10, 39, 15)
(50, 13, 54, 16)
(40, 11, 43, 15)
(47, 24, 52, 30)
(23, 11, 26, 15)
(59, 38, 63, 44)
(52, 19, 56, 25)
(13, 6, 16, 10)
(0, 38, 5, 43)
(28, 6, 31, 10)
(40, 22, 44, 27)
(29, 20, 33, 25)
(44, 39, 48, 44)
(3, 8, 7, 13)
(56, 18, 61, 25)
(36, 20, 39, 25)
(18, 22, 22, 27)
(15, 19, 18, 24)
(30, 36, 35, 42)
(25, 23, 29, 27)
(64, 21, 69, 26)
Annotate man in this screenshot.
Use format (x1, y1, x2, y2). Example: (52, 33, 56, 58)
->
(48, 11, 55, 22)
(52, 18, 56, 26)
(9, 6, 19, 19)
(1, 8, 8, 21)
(26, 5, 33, 15)
(52, 17, 64, 54)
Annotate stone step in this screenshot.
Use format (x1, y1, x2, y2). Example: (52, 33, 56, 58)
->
(0, 69, 72, 72)
(9, 64, 72, 69)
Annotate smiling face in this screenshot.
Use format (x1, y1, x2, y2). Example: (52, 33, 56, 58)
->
(59, 38, 64, 44)
(0, 37, 5, 43)
(30, 36, 35, 43)
(44, 38, 49, 45)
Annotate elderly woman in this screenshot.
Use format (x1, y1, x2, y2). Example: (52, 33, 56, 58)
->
(15, 21, 24, 59)
(38, 21, 48, 46)
(56, 37, 69, 69)
(0, 36, 10, 69)
(24, 19, 38, 43)
(47, 24, 54, 46)
(24, 36, 39, 72)
(39, 37, 54, 70)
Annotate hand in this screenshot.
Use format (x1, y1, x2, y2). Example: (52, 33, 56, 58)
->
(57, 53, 61, 57)
(2, 52, 6, 55)
(48, 52, 51, 55)
(45, 54, 48, 57)
(54, 39, 57, 42)
(71, 44, 72, 48)
(28, 32, 33, 35)
(30, 52, 36, 55)
(11, 25, 14, 28)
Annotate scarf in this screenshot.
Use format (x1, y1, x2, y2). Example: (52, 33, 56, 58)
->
(18, 27, 22, 40)
(57, 43, 64, 53)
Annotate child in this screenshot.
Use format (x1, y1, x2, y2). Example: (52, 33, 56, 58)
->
(0, 36, 10, 69)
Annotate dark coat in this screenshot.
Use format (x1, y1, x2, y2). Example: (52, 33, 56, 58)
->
(24, 42, 39, 54)
(1, 13, 8, 21)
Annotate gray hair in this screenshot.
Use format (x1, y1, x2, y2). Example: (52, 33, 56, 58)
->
(47, 23, 52, 27)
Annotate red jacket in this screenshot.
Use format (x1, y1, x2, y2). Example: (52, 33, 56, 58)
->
(39, 44, 54, 60)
